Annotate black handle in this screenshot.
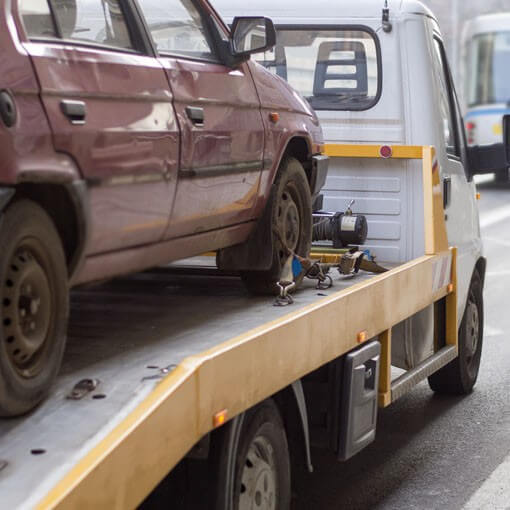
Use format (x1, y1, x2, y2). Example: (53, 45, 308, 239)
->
(60, 100, 86, 125)
(443, 175, 451, 209)
(186, 106, 204, 125)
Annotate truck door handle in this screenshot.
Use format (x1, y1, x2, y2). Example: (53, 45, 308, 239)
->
(60, 100, 86, 125)
(443, 175, 451, 209)
(186, 106, 204, 125)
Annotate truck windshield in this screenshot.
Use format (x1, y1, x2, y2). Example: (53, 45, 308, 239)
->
(256, 27, 380, 111)
(467, 31, 510, 106)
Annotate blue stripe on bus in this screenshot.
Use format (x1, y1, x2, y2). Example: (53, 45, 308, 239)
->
(465, 108, 510, 119)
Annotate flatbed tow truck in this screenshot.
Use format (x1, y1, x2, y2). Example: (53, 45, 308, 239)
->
(0, 144, 466, 509)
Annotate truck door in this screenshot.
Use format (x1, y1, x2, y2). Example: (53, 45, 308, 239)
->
(20, 0, 179, 255)
(430, 37, 480, 314)
(136, 0, 265, 239)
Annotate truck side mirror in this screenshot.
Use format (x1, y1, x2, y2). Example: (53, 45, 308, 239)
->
(230, 17, 276, 64)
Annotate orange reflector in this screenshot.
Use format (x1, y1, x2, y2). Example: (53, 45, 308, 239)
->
(357, 330, 368, 343)
(447, 283, 454, 293)
(269, 112, 280, 124)
(476, 193, 481, 200)
(213, 409, 228, 428)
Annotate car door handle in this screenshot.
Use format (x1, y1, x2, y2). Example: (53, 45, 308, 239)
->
(186, 106, 204, 125)
(443, 175, 451, 209)
(60, 100, 86, 125)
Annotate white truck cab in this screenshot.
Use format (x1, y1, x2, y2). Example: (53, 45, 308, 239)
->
(216, 0, 489, 371)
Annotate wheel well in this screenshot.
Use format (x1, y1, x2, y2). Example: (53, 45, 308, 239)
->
(475, 257, 487, 289)
(284, 137, 312, 185)
(14, 183, 80, 275)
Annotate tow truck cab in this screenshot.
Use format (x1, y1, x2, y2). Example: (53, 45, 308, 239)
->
(216, 0, 493, 371)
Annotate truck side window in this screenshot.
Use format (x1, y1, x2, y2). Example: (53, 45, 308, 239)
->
(137, 0, 216, 60)
(432, 39, 459, 158)
(19, 0, 57, 38)
(48, 0, 133, 50)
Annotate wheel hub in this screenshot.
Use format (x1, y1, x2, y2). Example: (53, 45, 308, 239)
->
(239, 436, 277, 510)
(276, 190, 301, 257)
(2, 250, 51, 375)
(465, 298, 479, 360)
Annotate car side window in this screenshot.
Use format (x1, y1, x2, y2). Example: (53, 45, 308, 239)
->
(137, 0, 215, 60)
(432, 38, 459, 158)
(48, 0, 133, 50)
(19, 0, 57, 38)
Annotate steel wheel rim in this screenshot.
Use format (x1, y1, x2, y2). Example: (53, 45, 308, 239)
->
(239, 435, 278, 510)
(2, 247, 52, 378)
(464, 293, 480, 378)
(276, 182, 302, 265)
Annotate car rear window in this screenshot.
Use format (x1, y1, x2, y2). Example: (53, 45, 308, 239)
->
(256, 27, 381, 111)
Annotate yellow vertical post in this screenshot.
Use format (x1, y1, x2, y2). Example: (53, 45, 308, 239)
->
(378, 329, 392, 407)
(445, 247, 458, 347)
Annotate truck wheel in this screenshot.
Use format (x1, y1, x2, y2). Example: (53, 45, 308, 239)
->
(0, 200, 68, 416)
(211, 399, 291, 510)
(241, 158, 312, 295)
(428, 271, 483, 395)
(495, 169, 509, 182)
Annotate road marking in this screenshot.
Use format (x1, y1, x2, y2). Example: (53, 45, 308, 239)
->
(484, 325, 504, 337)
(480, 204, 510, 229)
(463, 453, 510, 510)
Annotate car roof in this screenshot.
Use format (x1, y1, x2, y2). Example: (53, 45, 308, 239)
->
(213, 0, 436, 21)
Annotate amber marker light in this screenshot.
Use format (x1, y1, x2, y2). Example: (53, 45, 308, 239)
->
(213, 409, 228, 428)
(476, 192, 481, 200)
(357, 330, 368, 343)
(447, 283, 454, 293)
(269, 112, 280, 124)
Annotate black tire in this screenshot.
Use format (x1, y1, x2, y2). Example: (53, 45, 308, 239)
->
(428, 271, 483, 395)
(0, 199, 69, 416)
(210, 399, 291, 510)
(495, 168, 509, 182)
(241, 158, 312, 295)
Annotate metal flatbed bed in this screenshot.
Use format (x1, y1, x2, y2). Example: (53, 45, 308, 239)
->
(0, 145, 458, 509)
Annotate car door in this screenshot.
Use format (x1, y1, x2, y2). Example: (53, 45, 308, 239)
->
(136, 0, 265, 239)
(430, 36, 480, 316)
(19, 0, 179, 255)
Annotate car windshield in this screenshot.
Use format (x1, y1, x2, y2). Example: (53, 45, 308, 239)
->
(255, 27, 380, 111)
(466, 31, 510, 106)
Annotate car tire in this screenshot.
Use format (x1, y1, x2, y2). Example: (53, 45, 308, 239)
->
(241, 158, 312, 295)
(211, 399, 291, 510)
(428, 271, 483, 395)
(0, 199, 69, 416)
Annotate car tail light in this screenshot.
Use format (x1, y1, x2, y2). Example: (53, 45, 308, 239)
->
(466, 121, 476, 145)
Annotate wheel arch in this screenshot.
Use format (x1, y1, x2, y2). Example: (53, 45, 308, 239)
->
(280, 136, 313, 186)
(475, 256, 487, 289)
(8, 181, 89, 280)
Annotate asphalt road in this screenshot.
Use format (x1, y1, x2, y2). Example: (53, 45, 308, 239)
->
(294, 176, 510, 510)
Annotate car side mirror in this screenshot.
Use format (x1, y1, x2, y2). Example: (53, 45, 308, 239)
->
(230, 17, 276, 64)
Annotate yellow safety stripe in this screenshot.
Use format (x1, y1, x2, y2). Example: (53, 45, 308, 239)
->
(324, 144, 424, 159)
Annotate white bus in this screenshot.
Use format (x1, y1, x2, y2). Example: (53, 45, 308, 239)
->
(462, 13, 510, 181)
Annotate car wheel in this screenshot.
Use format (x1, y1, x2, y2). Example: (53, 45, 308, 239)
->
(0, 199, 69, 416)
(428, 270, 483, 395)
(241, 158, 312, 295)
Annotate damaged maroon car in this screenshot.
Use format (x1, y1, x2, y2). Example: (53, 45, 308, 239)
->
(0, 0, 327, 416)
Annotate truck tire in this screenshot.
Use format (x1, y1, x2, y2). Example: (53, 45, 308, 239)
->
(0, 199, 68, 416)
(428, 271, 483, 395)
(495, 169, 509, 182)
(210, 399, 291, 510)
(241, 158, 312, 295)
